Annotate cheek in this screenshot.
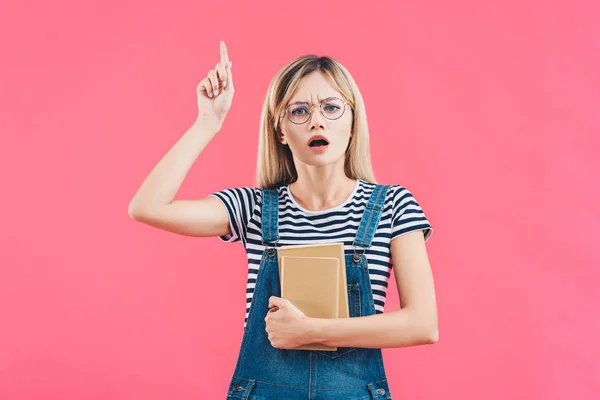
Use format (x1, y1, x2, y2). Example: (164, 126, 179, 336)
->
(282, 127, 304, 147)
(335, 112, 353, 133)
(345, 114, 354, 133)
(334, 119, 353, 142)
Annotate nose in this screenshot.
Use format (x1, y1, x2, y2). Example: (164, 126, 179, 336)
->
(307, 104, 326, 130)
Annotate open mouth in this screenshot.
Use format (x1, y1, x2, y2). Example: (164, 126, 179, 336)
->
(308, 136, 330, 148)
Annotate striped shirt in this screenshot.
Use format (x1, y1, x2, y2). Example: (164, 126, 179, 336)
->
(210, 179, 433, 328)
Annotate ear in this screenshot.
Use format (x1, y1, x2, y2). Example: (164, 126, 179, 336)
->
(278, 130, 288, 145)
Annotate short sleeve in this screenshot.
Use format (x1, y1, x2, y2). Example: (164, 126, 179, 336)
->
(209, 187, 259, 244)
(390, 185, 433, 243)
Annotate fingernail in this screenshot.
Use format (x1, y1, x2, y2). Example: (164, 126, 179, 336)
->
(214, 90, 219, 96)
(229, 61, 232, 69)
(223, 81, 227, 88)
(209, 92, 213, 98)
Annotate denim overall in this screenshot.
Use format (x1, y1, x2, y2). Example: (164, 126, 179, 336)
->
(226, 184, 393, 400)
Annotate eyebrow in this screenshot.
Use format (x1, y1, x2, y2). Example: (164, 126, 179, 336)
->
(286, 96, 338, 107)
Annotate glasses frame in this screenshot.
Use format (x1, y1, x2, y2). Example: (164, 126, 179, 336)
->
(280, 96, 352, 125)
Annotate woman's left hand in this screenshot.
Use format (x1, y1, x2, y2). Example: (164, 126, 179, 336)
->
(265, 296, 311, 349)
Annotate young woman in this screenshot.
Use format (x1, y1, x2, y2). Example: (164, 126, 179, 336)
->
(129, 41, 438, 400)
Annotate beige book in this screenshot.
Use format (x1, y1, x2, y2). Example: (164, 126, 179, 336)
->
(280, 256, 339, 351)
(277, 242, 349, 319)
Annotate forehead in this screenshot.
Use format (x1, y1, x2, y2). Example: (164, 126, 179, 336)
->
(288, 70, 341, 103)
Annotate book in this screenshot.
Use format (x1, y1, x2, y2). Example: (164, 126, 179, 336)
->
(280, 256, 340, 351)
(277, 242, 349, 319)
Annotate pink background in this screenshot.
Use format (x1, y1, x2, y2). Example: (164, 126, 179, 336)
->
(1, 0, 598, 399)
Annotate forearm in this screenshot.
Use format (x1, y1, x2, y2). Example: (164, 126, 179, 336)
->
(128, 116, 222, 213)
(306, 308, 438, 349)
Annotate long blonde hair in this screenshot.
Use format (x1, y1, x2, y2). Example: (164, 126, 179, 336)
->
(255, 55, 377, 189)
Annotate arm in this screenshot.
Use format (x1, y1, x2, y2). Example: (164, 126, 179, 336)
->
(127, 118, 232, 238)
(305, 230, 439, 348)
(128, 41, 236, 238)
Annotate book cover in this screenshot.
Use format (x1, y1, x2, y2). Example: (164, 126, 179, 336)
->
(277, 242, 349, 319)
(280, 256, 340, 351)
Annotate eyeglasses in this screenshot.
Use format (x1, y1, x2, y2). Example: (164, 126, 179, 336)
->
(281, 97, 352, 125)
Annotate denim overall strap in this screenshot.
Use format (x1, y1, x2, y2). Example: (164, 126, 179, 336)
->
(261, 188, 279, 254)
(352, 184, 390, 260)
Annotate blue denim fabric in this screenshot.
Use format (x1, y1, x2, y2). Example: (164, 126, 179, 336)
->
(227, 184, 393, 400)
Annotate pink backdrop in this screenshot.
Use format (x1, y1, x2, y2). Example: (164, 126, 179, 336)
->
(1, 0, 598, 399)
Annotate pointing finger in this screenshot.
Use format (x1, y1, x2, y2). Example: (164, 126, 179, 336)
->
(220, 41, 229, 65)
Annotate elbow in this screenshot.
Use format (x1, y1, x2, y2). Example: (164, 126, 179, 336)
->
(407, 309, 439, 345)
(423, 322, 439, 344)
(426, 328, 439, 344)
(128, 201, 147, 220)
(412, 315, 438, 345)
(420, 309, 439, 344)
(128, 204, 140, 220)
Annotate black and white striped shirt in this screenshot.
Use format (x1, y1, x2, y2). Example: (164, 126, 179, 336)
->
(210, 179, 433, 328)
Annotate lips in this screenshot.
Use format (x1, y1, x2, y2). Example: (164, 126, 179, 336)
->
(307, 135, 330, 147)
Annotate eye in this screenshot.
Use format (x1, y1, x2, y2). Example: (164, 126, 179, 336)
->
(324, 104, 340, 112)
(290, 105, 309, 115)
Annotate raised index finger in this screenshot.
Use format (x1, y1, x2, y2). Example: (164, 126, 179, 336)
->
(220, 41, 229, 65)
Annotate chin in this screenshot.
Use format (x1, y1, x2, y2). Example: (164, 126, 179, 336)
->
(297, 152, 345, 167)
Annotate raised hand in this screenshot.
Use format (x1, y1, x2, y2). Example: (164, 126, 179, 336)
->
(196, 41, 234, 127)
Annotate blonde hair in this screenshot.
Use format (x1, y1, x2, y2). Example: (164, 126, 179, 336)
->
(255, 55, 377, 189)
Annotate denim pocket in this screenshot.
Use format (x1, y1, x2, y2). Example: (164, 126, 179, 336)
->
(315, 283, 361, 359)
(227, 377, 258, 399)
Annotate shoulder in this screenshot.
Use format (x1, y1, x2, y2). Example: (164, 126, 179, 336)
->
(260, 185, 288, 200)
(376, 182, 417, 199)
(347, 180, 412, 208)
(210, 186, 262, 208)
(356, 180, 411, 202)
(387, 183, 412, 199)
(365, 182, 428, 215)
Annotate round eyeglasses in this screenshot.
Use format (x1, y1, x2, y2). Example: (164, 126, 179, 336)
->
(281, 97, 352, 125)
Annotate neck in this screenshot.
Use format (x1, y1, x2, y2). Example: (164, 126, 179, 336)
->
(289, 174, 357, 212)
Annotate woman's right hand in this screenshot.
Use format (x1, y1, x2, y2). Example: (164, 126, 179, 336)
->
(196, 41, 234, 127)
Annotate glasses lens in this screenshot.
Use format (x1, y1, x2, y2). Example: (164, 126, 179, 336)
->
(320, 98, 345, 120)
(288, 103, 311, 124)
